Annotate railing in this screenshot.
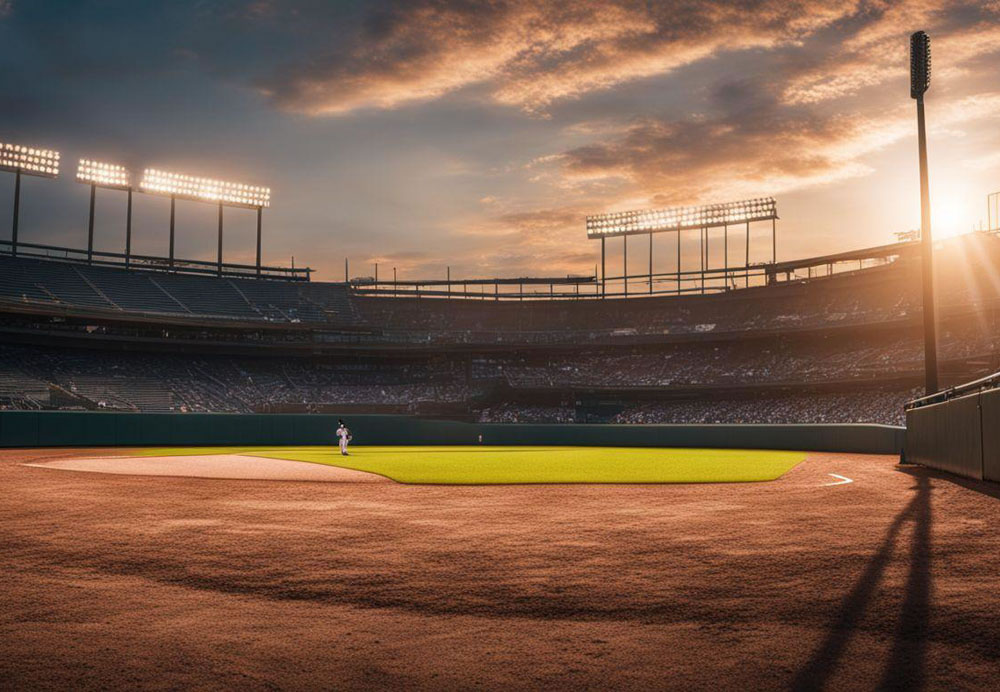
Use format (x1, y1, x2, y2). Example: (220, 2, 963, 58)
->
(0, 240, 312, 282)
(905, 369, 1000, 410)
(350, 265, 778, 301)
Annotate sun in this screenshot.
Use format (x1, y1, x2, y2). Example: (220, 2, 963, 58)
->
(931, 192, 973, 240)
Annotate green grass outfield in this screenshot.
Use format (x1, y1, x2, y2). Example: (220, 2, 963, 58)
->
(135, 446, 807, 484)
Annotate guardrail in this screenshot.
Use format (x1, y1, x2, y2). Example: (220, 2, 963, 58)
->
(0, 240, 312, 281)
(905, 369, 1000, 410)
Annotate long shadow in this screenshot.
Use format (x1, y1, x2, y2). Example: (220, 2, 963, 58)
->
(879, 474, 932, 690)
(791, 472, 932, 691)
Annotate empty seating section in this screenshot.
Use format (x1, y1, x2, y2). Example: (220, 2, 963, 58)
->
(0, 257, 52, 304)
(41, 267, 116, 309)
(0, 362, 50, 408)
(232, 279, 325, 322)
(0, 257, 115, 309)
(64, 375, 174, 411)
(151, 273, 259, 319)
(85, 270, 190, 314)
(0, 255, 354, 324)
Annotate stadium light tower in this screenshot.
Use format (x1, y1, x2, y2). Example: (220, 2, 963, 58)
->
(911, 30, 938, 394)
(76, 159, 131, 266)
(139, 168, 271, 275)
(0, 141, 60, 257)
(587, 197, 777, 297)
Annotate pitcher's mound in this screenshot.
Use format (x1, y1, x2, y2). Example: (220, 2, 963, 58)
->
(26, 454, 390, 483)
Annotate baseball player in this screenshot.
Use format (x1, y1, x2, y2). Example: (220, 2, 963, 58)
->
(336, 419, 351, 456)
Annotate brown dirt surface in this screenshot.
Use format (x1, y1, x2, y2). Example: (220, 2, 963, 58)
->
(26, 453, 390, 483)
(3, 447, 1000, 690)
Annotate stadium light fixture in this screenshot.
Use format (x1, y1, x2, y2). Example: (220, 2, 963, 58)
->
(1, 140, 61, 258)
(910, 31, 931, 100)
(76, 159, 133, 266)
(139, 168, 270, 209)
(0, 141, 60, 178)
(586, 197, 777, 239)
(139, 168, 271, 274)
(588, 197, 778, 299)
(77, 159, 130, 190)
(911, 30, 937, 394)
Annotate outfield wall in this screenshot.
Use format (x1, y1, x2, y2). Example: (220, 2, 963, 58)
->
(0, 411, 904, 454)
(906, 388, 1000, 481)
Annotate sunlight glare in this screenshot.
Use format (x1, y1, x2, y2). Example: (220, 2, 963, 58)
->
(931, 190, 974, 240)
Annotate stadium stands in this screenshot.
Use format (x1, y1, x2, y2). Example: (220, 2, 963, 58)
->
(3, 232, 1000, 423)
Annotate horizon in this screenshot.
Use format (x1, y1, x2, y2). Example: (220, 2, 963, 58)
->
(1, 0, 998, 282)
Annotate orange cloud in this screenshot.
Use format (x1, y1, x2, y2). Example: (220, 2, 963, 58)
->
(259, 0, 860, 116)
(549, 89, 1000, 210)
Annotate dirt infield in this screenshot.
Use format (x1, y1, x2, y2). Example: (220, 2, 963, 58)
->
(26, 453, 390, 483)
(3, 448, 1000, 689)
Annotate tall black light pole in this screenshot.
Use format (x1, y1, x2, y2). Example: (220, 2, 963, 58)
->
(911, 30, 938, 394)
(11, 169, 20, 256)
(217, 201, 224, 276)
(648, 232, 653, 294)
(169, 195, 176, 269)
(601, 237, 606, 298)
(256, 206, 263, 276)
(87, 183, 96, 263)
(125, 187, 133, 269)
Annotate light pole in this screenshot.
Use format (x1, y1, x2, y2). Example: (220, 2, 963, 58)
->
(911, 30, 938, 394)
(139, 168, 270, 276)
(12, 169, 20, 256)
(1, 141, 60, 256)
(78, 160, 131, 266)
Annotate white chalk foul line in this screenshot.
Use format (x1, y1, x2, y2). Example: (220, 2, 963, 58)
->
(823, 473, 854, 486)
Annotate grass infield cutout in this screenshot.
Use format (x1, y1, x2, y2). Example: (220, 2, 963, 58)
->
(137, 446, 806, 484)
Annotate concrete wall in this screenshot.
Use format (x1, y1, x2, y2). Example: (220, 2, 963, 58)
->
(0, 411, 904, 454)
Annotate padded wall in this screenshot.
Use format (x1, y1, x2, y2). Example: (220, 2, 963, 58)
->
(905, 392, 983, 480)
(979, 389, 1000, 482)
(0, 411, 904, 454)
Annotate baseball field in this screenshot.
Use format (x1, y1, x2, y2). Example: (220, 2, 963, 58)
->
(4, 445, 1000, 689)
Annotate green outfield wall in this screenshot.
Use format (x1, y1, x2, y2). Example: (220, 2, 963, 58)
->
(906, 387, 1000, 482)
(0, 411, 904, 454)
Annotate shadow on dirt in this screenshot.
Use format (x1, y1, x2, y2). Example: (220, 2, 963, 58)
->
(792, 470, 932, 691)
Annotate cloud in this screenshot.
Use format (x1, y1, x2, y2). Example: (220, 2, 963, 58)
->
(782, 0, 1000, 105)
(257, 0, 860, 116)
(547, 87, 1000, 211)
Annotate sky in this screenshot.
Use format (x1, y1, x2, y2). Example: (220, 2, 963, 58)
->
(0, 0, 998, 282)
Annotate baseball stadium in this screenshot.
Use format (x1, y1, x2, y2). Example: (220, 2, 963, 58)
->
(4, 9, 1000, 692)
